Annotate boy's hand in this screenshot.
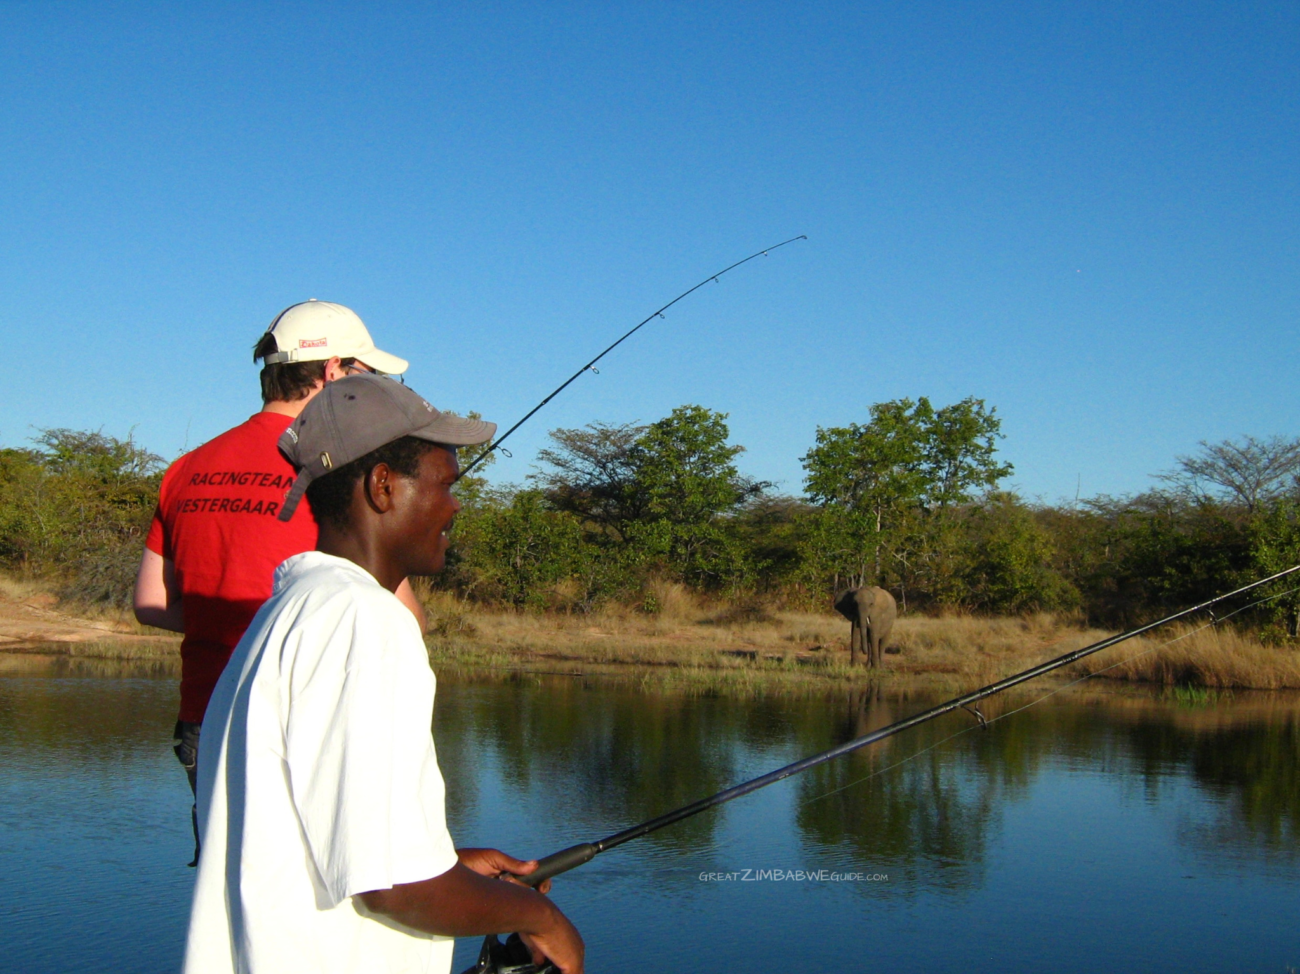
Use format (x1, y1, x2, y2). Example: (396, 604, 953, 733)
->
(520, 906, 584, 974)
(454, 848, 580, 971)
(457, 847, 552, 893)
(360, 862, 584, 974)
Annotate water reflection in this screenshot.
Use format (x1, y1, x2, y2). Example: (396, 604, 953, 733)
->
(2, 656, 1299, 974)
(436, 676, 746, 850)
(435, 674, 1300, 874)
(0, 657, 191, 974)
(1114, 697, 1300, 860)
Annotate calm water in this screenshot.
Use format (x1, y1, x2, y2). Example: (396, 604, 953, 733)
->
(2, 656, 1298, 973)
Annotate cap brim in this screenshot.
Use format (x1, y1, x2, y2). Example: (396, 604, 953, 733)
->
(357, 347, 409, 375)
(412, 415, 497, 447)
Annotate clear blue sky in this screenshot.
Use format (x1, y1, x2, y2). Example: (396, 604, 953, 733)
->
(3, 2, 1296, 503)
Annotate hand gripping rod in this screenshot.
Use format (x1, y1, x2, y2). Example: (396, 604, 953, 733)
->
(457, 236, 808, 481)
(518, 564, 1300, 886)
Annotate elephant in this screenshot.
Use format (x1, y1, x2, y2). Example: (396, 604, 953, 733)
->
(833, 586, 898, 668)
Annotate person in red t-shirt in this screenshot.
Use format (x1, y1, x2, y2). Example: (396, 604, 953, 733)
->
(134, 300, 427, 863)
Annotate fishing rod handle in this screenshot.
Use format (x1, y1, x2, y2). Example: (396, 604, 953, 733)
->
(521, 843, 599, 887)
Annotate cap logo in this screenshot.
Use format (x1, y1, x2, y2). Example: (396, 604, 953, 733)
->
(284, 428, 299, 443)
(299, 337, 328, 349)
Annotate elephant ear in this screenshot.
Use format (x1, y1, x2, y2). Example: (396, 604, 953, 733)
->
(833, 589, 858, 620)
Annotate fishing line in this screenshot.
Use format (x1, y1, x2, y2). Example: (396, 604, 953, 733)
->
(568, 583, 1300, 897)
(494, 565, 1300, 902)
(461, 579, 1300, 974)
(790, 584, 1298, 811)
(456, 236, 808, 482)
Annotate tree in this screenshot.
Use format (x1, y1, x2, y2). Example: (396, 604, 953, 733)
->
(1247, 498, 1300, 638)
(34, 427, 163, 482)
(532, 406, 765, 589)
(451, 412, 498, 509)
(799, 396, 1013, 596)
(631, 405, 764, 527)
(802, 399, 927, 525)
(964, 494, 1078, 613)
(801, 399, 929, 587)
(531, 422, 648, 541)
(921, 398, 1014, 509)
(627, 405, 766, 587)
(1076, 491, 1250, 624)
(1157, 435, 1300, 513)
(444, 489, 593, 608)
(0, 429, 163, 606)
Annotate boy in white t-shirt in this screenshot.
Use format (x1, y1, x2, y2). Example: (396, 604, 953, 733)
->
(184, 373, 584, 974)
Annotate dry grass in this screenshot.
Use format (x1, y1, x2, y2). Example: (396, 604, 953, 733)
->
(887, 612, 1110, 686)
(0, 651, 178, 677)
(4, 569, 1299, 691)
(0, 569, 165, 631)
(422, 591, 1300, 692)
(422, 591, 1110, 692)
(0, 574, 51, 603)
(0, 570, 180, 657)
(1071, 623, 1300, 690)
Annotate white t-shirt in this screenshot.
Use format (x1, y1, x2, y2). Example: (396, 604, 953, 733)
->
(184, 551, 460, 974)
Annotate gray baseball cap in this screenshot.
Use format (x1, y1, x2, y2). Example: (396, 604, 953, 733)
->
(276, 372, 495, 522)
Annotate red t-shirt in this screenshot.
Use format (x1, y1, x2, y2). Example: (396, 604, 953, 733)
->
(146, 412, 318, 722)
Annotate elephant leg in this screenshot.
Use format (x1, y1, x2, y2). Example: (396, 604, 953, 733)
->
(871, 631, 882, 668)
(850, 619, 862, 666)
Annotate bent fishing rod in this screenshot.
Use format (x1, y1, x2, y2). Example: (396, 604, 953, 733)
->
(515, 564, 1300, 887)
(456, 235, 808, 482)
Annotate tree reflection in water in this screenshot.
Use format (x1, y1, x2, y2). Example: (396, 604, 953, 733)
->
(2, 657, 1297, 974)
(1117, 697, 1300, 860)
(436, 673, 1300, 888)
(795, 687, 1300, 885)
(436, 675, 745, 852)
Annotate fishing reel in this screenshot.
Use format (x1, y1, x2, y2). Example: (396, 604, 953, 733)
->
(459, 933, 558, 974)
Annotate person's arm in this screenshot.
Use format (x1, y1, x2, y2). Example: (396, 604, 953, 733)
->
(133, 548, 185, 632)
(395, 577, 428, 633)
(358, 852, 583, 974)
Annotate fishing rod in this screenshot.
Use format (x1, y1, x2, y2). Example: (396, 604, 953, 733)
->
(514, 563, 1300, 889)
(462, 565, 1300, 973)
(456, 235, 808, 482)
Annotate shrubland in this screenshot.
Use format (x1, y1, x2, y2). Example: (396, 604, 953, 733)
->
(437, 401, 1300, 646)
(4, 401, 1300, 677)
(0, 429, 161, 607)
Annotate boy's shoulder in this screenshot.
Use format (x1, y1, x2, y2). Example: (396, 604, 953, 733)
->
(248, 552, 425, 690)
(274, 551, 384, 598)
(269, 551, 419, 638)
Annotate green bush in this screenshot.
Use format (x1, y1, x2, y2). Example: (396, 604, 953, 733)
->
(6, 414, 1297, 633)
(0, 430, 163, 607)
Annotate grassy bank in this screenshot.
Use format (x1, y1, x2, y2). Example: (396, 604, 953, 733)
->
(423, 585, 1300, 693)
(1071, 623, 1300, 690)
(0, 572, 178, 656)
(5, 573, 1300, 692)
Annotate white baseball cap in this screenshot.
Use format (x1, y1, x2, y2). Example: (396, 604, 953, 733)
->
(259, 300, 409, 375)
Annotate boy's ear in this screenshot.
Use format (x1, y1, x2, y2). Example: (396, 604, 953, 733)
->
(363, 463, 398, 514)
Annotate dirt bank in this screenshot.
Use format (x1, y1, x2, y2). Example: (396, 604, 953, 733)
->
(0, 579, 178, 657)
(2, 577, 1297, 693)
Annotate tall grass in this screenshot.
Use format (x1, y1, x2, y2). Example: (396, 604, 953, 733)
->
(420, 586, 1300, 691)
(7, 570, 1299, 691)
(1072, 624, 1300, 690)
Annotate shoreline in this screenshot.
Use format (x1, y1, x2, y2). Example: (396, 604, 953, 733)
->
(5, 603, 1299, 692)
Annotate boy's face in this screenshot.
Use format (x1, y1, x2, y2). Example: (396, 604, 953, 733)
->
(390, 445, 461, 576)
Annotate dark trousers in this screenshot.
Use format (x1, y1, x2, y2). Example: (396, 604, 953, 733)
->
(173, 720, 202, 866)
